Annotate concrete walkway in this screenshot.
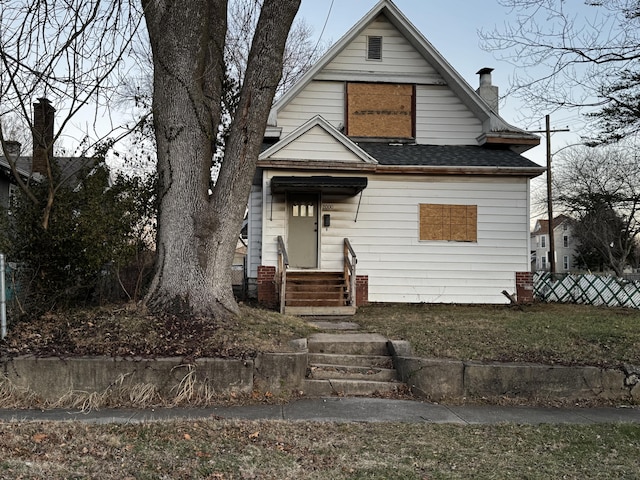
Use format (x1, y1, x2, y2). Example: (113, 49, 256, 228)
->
(0, 398, 638, 425)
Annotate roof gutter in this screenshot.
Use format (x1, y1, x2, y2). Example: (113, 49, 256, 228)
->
(373, 164, 546, 178)
(257, 159, 546, 178)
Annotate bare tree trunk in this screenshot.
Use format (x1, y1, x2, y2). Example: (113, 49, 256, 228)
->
(142, 0, 300, 318)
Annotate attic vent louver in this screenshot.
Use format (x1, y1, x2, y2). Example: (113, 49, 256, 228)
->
(367, 36, 382, 60)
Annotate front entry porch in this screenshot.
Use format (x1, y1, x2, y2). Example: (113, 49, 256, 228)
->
(278, 236, 359, 316)
(256, 237, 366, 316)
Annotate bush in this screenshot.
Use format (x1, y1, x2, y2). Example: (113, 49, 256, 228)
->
(0, 163, 156, 314)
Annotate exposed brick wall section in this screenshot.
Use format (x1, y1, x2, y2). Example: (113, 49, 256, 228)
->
(516, 271, 534, 304)
(356, 275, 369, 306)
(257, 266, 277, 309)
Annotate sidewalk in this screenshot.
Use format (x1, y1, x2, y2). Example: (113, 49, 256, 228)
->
(0, 397, 638, 425)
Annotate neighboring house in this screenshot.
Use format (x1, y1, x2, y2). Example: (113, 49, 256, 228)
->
(248, 0, 544, 314)
(0, 98, 95, 211)
(0, 140, 30, 210)
(531, 215, 576, 273)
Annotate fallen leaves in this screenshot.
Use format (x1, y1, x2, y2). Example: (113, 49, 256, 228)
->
(32, 433, 47, 443)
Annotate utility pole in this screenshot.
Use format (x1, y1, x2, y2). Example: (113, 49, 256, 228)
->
(529, 115, 570, 274)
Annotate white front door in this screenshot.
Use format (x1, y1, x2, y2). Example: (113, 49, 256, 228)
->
(287, 194, 318, 268)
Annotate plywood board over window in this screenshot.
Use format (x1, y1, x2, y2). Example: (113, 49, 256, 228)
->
(419, 204, 477, 242)
(346, 83, 414, 138)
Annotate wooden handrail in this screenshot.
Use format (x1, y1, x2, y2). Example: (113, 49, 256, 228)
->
(343, 238, 357, 307)
(277, 236, 289, 267)
(277, 236, 289, 314)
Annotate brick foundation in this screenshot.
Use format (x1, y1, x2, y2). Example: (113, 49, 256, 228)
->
(516, 271, 534, 304)
(257, 266, 277, 309)
(356, 275, 369, 306)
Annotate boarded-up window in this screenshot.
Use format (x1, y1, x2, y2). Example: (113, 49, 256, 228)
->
(419, 204, 477, 242)
(346, 83, 414, 138)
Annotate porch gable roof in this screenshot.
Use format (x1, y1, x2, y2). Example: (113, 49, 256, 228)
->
(259, 115, 378, 165)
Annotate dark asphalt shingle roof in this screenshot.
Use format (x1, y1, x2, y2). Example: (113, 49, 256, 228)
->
(358, 143, 542, 169)
(0, 155, 97, 184)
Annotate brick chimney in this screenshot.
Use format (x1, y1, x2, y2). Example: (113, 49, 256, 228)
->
(476, 67, 499, 114)
(32, 98, 55, 175)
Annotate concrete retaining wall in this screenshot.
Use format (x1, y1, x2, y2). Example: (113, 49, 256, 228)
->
(2, 349, 638, 405)
(394, 356, 640, 404)
(0, 353, 303, 403)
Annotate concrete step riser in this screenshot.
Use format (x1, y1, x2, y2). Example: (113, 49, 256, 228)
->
(307, 353, 393, 368)
(303, 379, 401, 397)
(307, 342, 389, 356)
(284, 306, 356, 316)
(307, 333, 391, 356)
(308, 365, 397, 382)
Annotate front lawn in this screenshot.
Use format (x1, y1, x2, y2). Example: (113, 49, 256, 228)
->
(2, 302, 638, 368)
(353, 303, 640, 368)
(0, 419, 638, 479)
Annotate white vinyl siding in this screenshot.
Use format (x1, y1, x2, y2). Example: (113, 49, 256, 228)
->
(269, 125, 365, 163)
(260, 171, 530, 304)
(277, 81, 344, 137)
(276, 83, 481, 147)
(247, 185, 263, 278)
(277, 83, 482, 146)
(323, 15, 442, 82)
(415, 86, 482, 144)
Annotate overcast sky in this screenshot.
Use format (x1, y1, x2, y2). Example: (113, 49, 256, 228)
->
(295, 0, 588, 168)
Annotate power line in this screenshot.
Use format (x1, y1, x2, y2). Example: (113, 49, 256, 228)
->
(305, 0, 334, 66)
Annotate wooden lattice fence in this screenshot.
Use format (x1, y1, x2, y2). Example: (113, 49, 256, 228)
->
(533, 272, 640, 309)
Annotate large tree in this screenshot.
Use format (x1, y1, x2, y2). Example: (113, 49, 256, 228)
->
(1, 0, 302, 318)
(553, 145, 640, 275)
(142, 0, 301, 317)
(481, 0, 640, 142)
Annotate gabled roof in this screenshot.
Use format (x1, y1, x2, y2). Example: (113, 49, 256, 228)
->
(0, 156, 32, 179)
(269, 0, 538, 149)
(0, 154, 97, 185)
(533, 215, 572, 234)
(259, 115, 378, 165)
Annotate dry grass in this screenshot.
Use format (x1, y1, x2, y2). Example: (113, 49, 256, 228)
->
(0, 419, 637, 479)
(1, 303, 317, 360)
(353, 303, 640, 368)
(0, 368, 288, 412)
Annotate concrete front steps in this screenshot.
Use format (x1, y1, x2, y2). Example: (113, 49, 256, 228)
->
(302, 333, 406, 397)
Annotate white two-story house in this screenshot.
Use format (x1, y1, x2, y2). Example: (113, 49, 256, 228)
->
(247, 0, 544, 314)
